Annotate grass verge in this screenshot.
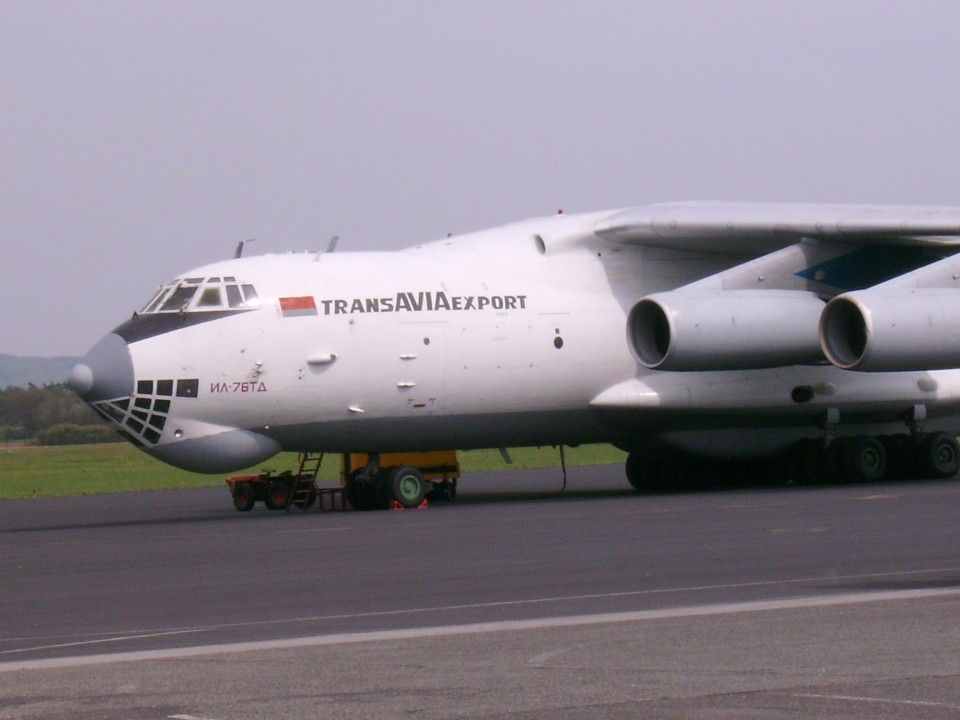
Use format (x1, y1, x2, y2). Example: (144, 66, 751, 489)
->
(0, 443, 626, 500)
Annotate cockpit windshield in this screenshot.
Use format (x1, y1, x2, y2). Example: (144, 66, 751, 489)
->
(138, 276, 261, 314)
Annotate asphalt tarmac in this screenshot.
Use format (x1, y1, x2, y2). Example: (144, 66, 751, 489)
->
(2, 464, 960, 718)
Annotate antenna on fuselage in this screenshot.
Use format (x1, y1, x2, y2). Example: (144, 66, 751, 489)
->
(234, 238, 255, 259)
(314, 235, 339, 261)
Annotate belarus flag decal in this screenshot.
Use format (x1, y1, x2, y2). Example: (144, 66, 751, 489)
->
(279, 296, 318, 317)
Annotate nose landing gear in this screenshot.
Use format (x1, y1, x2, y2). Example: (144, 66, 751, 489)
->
(345, 464, 428, 510)
(343, 451, 459, 510)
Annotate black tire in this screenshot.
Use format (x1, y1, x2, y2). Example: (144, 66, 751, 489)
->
(625, 451, 649, 492)
(344, 480, 361, 510)
(790, 438, 824, 485)
(386, 466, 427, 508)
(822, 439, 847, 484)
(232, 482, 256, 512)
(841, 436, 887, 483)
(915, 432, 960, 479)
(880, 434, 911, 479)
(625, 451, 674, 492)
(264, 479, 292, 510)
(344, 470, 377, 511)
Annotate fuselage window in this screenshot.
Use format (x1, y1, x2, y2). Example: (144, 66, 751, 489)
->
(159, 285, 198, 312)
(197, 287, 223, 308)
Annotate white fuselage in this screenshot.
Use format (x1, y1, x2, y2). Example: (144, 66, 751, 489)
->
(72, 209, 960, 473)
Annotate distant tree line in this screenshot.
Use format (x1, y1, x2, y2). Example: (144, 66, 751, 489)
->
(0, 384, 121, 445)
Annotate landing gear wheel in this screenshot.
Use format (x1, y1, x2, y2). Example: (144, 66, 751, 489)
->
(264, 479, 292, 510)
(915, 432, 960, 479)
(841, 436, 887, 483)
(819, 440, 846, 484)
(386, 466, 427, 508)
(790, 439, 824, 485)
(344, 470, 378, 511)
(232, 482, 256, 512)
(880, 434, 911, 479)
(625, 451, 675, 492)
(625, 451, 650, 492)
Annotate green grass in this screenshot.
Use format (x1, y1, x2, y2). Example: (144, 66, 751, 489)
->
(0, 443, 627, 500)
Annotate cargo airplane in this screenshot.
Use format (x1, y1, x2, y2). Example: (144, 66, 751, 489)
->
(69, 202, 960, 508)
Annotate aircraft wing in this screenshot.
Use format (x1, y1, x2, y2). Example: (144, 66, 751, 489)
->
(594, 202, 960, 254)
(591, 202, 960, 374)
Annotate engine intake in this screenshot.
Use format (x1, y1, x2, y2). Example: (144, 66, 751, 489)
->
(628, 290, 825, 371)
(820, 289, 960, 371)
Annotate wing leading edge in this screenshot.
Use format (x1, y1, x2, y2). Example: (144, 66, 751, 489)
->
(594, 202, 960, 254)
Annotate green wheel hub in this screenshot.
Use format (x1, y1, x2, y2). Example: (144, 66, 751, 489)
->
(398, 473, 421, 501)
(387, 466, 426, 508)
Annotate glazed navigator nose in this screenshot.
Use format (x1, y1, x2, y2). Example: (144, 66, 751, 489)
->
(68, 333, 135, 402)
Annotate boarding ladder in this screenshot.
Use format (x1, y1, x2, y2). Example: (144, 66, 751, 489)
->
(286, 452, 323, 512)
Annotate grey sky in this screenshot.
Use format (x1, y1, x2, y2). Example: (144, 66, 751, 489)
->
(4, 0, 960, 357)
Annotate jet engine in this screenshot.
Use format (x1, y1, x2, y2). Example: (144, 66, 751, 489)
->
(820, 289, 960, 371)
(627, 290, 825, 371)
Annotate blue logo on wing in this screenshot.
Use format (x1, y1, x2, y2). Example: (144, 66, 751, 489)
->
(795, 246, 935, 291)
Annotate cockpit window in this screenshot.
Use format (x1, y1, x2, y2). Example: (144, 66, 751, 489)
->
(139, 287, 168, 314)
(241, 284, 261, 307)
(137, 277, 261, 315)
(226, 284, 244, 308)
(197, 286, 223, 308)
(159, 285, 199, 312)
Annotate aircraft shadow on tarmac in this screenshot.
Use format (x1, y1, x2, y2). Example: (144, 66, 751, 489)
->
(0, 470, 955, 534)
(0, 508, 244, 536)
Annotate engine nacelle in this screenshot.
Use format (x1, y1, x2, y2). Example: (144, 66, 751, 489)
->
(820, 289, 960, 371)
(627, 290, 825, 371)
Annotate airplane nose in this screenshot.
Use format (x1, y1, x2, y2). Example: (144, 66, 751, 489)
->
(68, 333, 135, 402)
(67, 363, 94, 396)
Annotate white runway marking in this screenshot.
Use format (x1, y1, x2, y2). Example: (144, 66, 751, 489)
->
(0, 629, 206, 656)
(2, 565, 956, 653)
(2, 586, 959, 673)
(791, 692, 960, 709)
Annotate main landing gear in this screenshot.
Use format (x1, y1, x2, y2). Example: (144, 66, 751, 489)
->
(342, 452, 460, 510)
(625, 431, 960, 492)
(788, 432, 960, 485)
